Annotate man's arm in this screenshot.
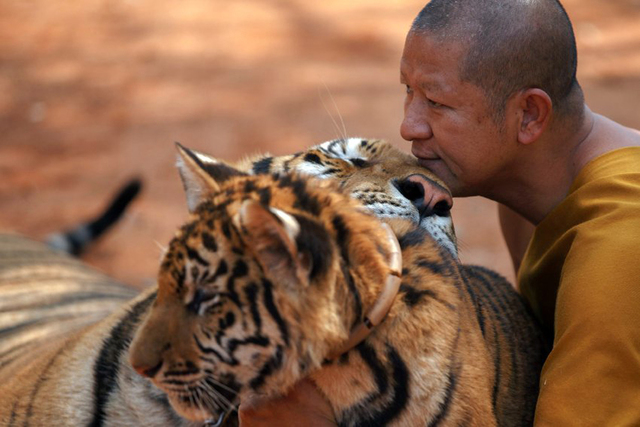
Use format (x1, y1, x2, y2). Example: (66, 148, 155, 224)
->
(533, 235, 640, 425)
(239, 379, 336, 427)
(498, 204, 535, 279)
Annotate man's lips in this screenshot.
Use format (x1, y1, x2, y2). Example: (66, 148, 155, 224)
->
(416, 158, 442, 170)
(411, 144, 440, 162)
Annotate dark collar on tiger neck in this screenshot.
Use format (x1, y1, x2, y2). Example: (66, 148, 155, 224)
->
(328, 223, 402, 360)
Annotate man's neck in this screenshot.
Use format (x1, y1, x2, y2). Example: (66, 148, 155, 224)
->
(493, 107, 592, 224)
(499, 106, 640, 225)
(570, 110, 640, 177)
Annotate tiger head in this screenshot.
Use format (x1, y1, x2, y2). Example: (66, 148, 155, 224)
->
(129, 143, 404, 422)
(246, 138, 456, 256)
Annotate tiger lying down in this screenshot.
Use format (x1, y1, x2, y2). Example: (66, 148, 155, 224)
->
(0, 138, 547, 426)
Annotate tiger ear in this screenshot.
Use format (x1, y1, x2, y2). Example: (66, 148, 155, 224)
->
(175, 143, 247, 212)
(235, 200, 310, 290)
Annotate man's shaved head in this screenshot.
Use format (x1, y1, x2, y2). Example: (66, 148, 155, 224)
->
(411, 0, 582, 121)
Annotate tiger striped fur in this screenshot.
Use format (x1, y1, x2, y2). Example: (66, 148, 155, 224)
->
(0, 138, 547, 426)
(129, 140, 548, 425)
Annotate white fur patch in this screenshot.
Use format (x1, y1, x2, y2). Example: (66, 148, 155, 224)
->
(293, 162, 331, 177)
(423, 216, 457, 258)
(193, 151, 220, 165)
(175, 155, 205, 212)
(269, 206, 300, 242)
(315, 138, 370, 163)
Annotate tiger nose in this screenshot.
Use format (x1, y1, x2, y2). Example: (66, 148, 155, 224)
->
(132, 359, 163, 378)
(396, 174, 453, 217)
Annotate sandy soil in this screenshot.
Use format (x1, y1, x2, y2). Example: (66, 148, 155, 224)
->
(1, 0, 639, 288)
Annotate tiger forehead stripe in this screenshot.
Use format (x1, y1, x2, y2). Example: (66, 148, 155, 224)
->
(258, 187, 271, 205)
(201, 233, 217, 252)
(317, 138, 373, 162)
(277, 174, 322, 216)
(244, 180, 258, 193)
(186, 247, 209, 266)
(283, 152, 303, 172)
(304, 153, 323, 164)
(252, 156, 273, 174)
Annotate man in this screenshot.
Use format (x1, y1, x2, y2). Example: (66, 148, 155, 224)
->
(240, 0, 640, 424)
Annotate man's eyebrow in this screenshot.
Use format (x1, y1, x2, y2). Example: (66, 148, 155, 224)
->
(400, 71, 445, 94)
(421, 80, 443, 93)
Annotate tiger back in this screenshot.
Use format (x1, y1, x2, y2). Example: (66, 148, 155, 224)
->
(0, 234, 139, 373)
(0, 234, 144, 425)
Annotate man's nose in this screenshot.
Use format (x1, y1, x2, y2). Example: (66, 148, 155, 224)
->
(400, 101, 432, 142)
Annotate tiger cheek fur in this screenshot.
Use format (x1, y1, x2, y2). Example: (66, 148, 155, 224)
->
(129, 298, 209, 420)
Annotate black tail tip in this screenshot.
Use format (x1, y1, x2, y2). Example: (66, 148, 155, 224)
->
(120, 178, 143, 202)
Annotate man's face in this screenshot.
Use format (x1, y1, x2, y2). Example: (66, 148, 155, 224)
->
(400, 32, 517, 198)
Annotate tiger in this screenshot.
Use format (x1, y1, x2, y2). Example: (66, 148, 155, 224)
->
(128, 139, 548, 425)
(0, 138, 547, 426)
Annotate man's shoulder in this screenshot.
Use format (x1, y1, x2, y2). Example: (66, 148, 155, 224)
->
(563, 148, 640, 228)
(562, 209, 640, 291)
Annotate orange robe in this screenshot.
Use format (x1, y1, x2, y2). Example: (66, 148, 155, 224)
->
(519, 147, 640, 426)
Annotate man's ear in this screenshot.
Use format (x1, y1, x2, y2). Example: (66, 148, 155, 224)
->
(515, 88, 552, 145)
(175, 143, 247, 212)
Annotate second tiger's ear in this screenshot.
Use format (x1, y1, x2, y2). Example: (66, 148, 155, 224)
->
(175, 143, 247, 212)
(234, 200, 311, 291)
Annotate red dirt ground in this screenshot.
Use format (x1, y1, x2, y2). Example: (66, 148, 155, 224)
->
(1, 0, 639, 289)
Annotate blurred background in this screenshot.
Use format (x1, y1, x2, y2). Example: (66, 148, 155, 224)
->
(1, 0, 639, 289)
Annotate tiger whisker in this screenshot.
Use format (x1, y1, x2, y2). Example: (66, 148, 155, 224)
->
(202, 376, 239, 396)
(198, 379, 237, 413)
(201, 380, 237, 413)
(196, 385, 218, 412)
(319, 82, 349, 141)
(198, 386, 225, 418)
(199, 383, 232, 416)
(194, 387, 209, 419)
(323, 81, 348, 140)
(182, 382, 199, 418)
(195, 386, 212, 421)
(154, 240, 168, 259)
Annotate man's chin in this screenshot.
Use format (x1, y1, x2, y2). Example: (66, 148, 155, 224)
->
(417, 157, 443, 170)
(417, 158, 452, 182)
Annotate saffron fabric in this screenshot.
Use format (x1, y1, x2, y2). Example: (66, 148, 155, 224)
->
(519, 147, 640, 426)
